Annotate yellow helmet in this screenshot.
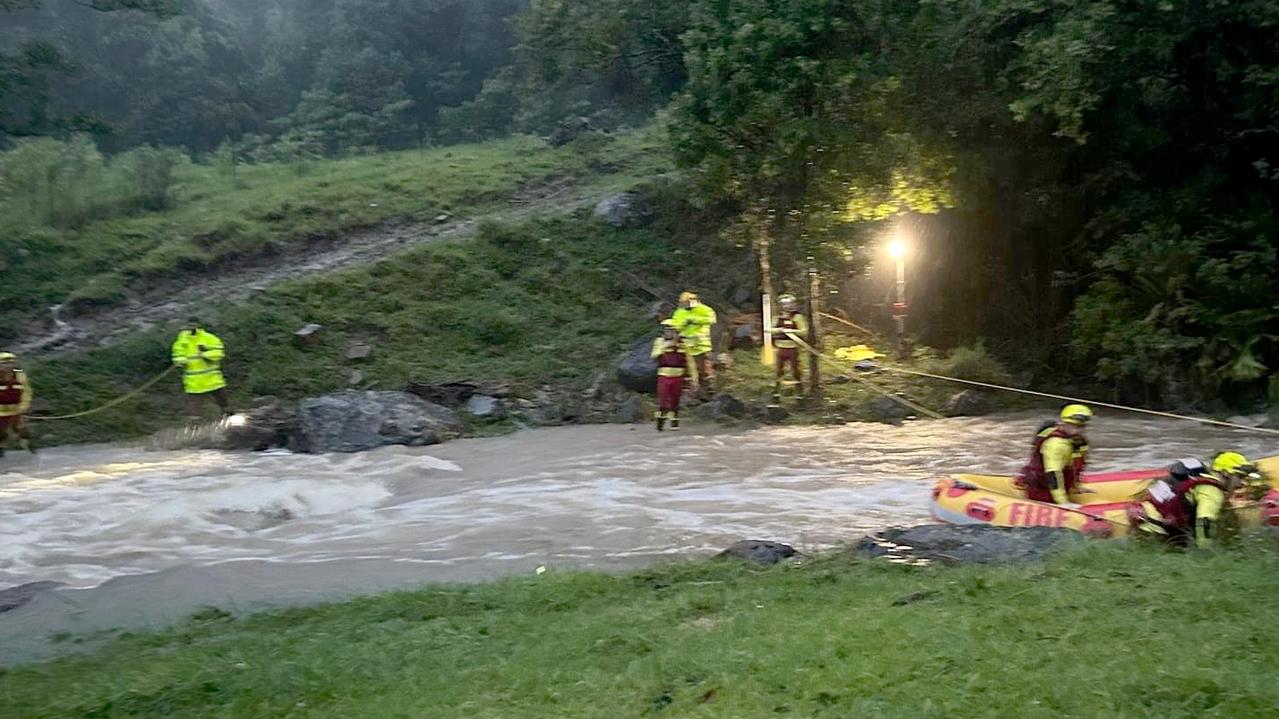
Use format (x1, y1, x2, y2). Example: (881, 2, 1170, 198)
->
(1060, 404, 1093, 425)
(679, 291, 698, 304)
(778, 293, 797, 307)
(0, 352, 15, 362)
(1211, 451, 1251, 475)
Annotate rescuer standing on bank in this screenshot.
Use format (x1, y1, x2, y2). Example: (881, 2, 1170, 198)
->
(171, 317, 231, 418)
(651, 319, 698, 431)
(0, 352, 34, 457)
(769, 293, 809, 402)
(1016, 404, 1092, 507)
(671, 291, 716, 397)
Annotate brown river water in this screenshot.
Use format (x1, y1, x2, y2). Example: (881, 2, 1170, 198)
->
(3, 414, 1274, 592)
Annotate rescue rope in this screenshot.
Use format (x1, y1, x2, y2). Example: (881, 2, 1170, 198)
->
(817, 312, 874, 336)
(781, 333, 945, 419)
(28, 366, 177, 422)
(879, 366, 1279, 438)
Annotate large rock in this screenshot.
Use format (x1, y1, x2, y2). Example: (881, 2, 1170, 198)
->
(464, 395, 505, 419)
(858, 525, 1080, 564)
(616, 337, 659, 393)
(717, 540, 799, 565)
(868, 396, 910, 422)
(612, 395, 650, 424)
(944, 390, 994, 417)
(695, 393, 748, 421)
(293, 391, 464, 454)
(593, 192, 654, 229)
(0, 581, 64, 613)
(223, 396, 298, 451)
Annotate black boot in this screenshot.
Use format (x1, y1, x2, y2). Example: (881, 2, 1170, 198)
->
(656, 415, 666, 432)
(670, 414, 681, 431)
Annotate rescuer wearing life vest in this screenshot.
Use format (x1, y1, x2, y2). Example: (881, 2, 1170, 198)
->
(1016, 404, 1092, 507)
(1132, 452, 1261, 548)
(651, 319, 698, 431)
(171, 317, 231, 418)
(671, 291, 717, 397)
(0, 352, 34, 457)
(769, 293, 809, 402)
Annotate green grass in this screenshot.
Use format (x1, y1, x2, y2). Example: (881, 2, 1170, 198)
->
(27, 211, 724, 446)
(4, 543, 1279, 718)
(0, 129, 671, 340)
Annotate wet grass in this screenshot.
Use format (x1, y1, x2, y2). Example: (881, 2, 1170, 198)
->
(0, 129, 670, 343)
(4, 542, 1279, 718)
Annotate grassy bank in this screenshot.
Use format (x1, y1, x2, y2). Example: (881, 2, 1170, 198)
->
(4, 543, 1279, 717)
(0, 129, 669, 341)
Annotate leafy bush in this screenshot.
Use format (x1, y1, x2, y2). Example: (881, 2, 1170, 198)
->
(0, 135, 104, 228)
(930, 342, 1014, 386)
(115, 145, 188, 211)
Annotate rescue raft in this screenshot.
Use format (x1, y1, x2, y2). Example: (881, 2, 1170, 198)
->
(931, 455, 1279, 538)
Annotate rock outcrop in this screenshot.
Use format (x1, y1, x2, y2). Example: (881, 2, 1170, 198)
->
(293, 391, 464, 454)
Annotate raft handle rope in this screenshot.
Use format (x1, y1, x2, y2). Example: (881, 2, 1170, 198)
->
(28, 366, 177, 422)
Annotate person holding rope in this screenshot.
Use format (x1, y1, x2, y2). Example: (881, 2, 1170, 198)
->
(171, 317, 232, 419)
(0, 352, 34, 457)
(1131, 452, 1263, 548)
(769, 293, 809, 402)
(1016, 404, 1092, 507)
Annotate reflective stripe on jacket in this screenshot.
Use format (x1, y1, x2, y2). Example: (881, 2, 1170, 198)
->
(171, 329, 228, 395)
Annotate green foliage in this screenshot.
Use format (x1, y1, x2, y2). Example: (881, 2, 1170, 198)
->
(7, 544, 1279, 717)
(115, 145, 186, 210)
(0, 135, 103, 227)
(931, 342, 1015, 387)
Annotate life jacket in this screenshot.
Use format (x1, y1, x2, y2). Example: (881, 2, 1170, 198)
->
(774, 312, 802, 349)
(1017, 423, 1088, 491)
(655, 339, 690, 377)
(1144, 475, 1225, 529)
(0, 370, 27, 406)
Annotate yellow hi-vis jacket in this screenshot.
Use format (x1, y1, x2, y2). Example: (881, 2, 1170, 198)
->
(0, 369, 32, 417)
(671, 302, 716, 356)
(171, 329, 227, 395)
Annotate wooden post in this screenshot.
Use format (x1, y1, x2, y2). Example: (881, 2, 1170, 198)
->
(758, 234, 775, 366)
(807, 261, 823, 401)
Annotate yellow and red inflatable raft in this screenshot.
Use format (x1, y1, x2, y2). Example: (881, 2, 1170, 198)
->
(932, 455, 1279, 538)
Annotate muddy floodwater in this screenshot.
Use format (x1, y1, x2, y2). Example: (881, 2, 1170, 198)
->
(4, 415, 1274, 591)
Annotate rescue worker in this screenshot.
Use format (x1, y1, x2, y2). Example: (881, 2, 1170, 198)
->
(651, 319, 698, 431)
(768, 293, 809, 402)
(1133, 452, 1261, 548)
(1016, 404, 1092, 507)
(670, 291, 717, 397)
(171, 317, 231, 418)
(0, 352, 34, 457)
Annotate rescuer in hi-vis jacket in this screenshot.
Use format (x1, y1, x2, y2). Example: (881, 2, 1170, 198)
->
(171, 316, 231, 418)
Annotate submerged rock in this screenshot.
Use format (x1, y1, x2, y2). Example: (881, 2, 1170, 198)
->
(868, 396, 910, 422)
(0, 581, 64, 613)
(293, 391, 464, 454)
(717, 540, 799, 565)
(858, 525, 1080, 564)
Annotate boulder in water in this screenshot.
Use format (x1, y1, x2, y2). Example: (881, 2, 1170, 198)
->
(858, 525, 1079, 564)
(944, 390, 993, 417)
(717, 540, 799, 565)
(0, 581, 64, 613)
(593, 192, 654, 229)
(695, 393, 748, 421)
(868, 396, 910, 423)
(293, 391, 463, 454)
(616, 337, 659, 393)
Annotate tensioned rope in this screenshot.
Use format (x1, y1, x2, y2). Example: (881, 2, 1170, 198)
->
(28, 366, 177, 422)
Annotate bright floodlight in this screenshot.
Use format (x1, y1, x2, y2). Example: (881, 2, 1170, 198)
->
(888, 239, 907, 259)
